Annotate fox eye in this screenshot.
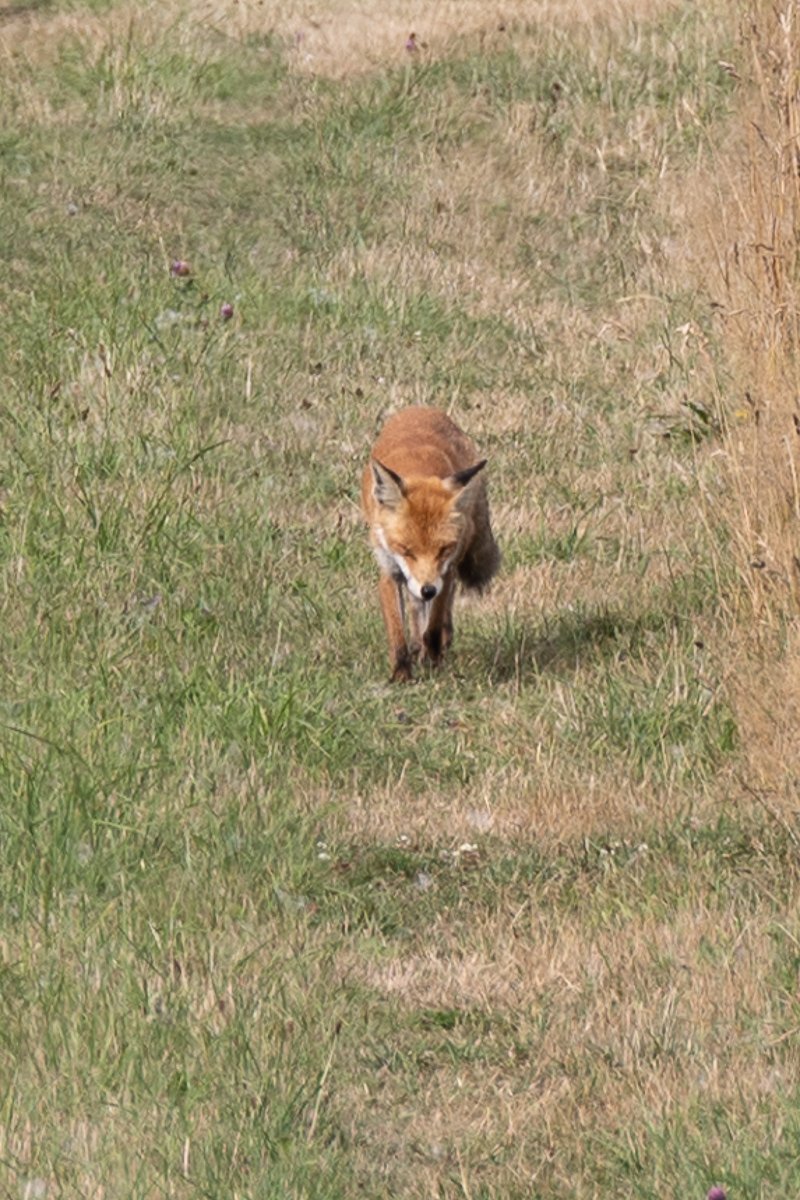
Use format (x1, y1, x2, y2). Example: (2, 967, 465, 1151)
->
(396, 545, 415, 560)
(439, 544, 456, 559)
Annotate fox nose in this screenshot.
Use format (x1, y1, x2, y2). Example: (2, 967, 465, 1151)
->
(420, 584, 437, 602)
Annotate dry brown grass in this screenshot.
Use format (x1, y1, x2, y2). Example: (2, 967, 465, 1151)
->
(326, 765, 673, 847)
(336, 898, 800, 1194)
(662, 2, 800, 813)
(205, 0, 689, 79)
(0, 0, 695, 79)
(671, 5, 800, 608)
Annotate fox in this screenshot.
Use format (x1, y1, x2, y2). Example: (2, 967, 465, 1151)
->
(361, 406, 500, 682)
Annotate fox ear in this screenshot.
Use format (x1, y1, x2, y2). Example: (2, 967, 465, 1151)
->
(372, 459, 406, 508)
(444, 459, 487, 492)
(445, 459, 487, 512)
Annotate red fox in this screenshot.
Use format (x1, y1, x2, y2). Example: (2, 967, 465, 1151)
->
(361, 406, 500, 682)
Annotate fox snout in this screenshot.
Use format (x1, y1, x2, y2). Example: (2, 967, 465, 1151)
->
(402, 569, 441, 604)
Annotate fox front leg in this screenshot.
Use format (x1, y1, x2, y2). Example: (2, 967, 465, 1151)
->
(378, 573, 413, 682)
(407, 594, 427, 663)
(421, 574, 456, 667)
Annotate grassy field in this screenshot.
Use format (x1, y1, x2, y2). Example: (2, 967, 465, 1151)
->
(1, 0, 799, 1196)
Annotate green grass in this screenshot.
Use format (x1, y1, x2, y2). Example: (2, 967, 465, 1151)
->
(1, 0, 797, 1196)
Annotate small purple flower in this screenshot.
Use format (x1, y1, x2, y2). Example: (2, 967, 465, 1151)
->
(220, 302, 234, 321)
(405, 32, 418, 52)
(170, 259, 191, 277)
(707, 1188, 727, 1200)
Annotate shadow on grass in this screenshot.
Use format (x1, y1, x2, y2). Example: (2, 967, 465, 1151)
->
(0, 0, 52, 22)
(482, 606, 675, 683)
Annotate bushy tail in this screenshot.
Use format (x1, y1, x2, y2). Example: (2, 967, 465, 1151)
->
(458, 499, 501, 592)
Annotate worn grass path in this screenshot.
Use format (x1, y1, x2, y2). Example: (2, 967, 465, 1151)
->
(1, 1, 798, 1196)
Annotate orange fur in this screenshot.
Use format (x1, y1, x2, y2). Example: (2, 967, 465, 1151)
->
(361, 407, 500, 681)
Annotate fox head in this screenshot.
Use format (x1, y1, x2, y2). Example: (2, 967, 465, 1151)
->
(370, 458, 487, 602)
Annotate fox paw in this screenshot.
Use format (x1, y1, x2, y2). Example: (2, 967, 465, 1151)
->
(422, 627, 445, 665)
(391, 649, 414, 683)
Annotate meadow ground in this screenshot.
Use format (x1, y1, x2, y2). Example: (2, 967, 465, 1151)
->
(1, 0, 799, 1196)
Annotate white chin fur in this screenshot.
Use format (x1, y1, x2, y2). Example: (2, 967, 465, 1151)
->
(373, 529, 442, 601)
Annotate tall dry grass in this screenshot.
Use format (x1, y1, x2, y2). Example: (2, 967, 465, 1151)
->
(704, 2, 800, 802)
(716, 4, 800, 607)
